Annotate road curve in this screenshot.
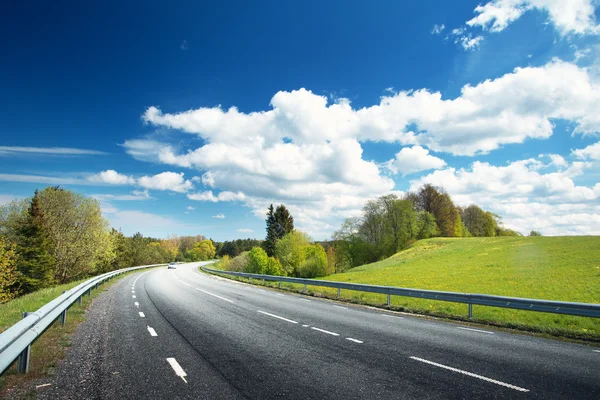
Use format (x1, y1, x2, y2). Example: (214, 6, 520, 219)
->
(40, 262, 600, 399)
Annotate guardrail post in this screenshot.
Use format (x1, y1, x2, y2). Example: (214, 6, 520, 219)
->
(77, 295, 82, 305)
(303, 284, 307, 293)
(468, 303, 473, 319)
(387, 294, 391, 306)
(262, 278, 265, 285)
(87, 288, 92, 297)
(337, 288, 341, 298)
(17, 312, 31, 374)
(279, 281, 282, 289)
(59, 291, 67, 325)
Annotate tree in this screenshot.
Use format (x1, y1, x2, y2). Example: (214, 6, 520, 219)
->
(529, 230, 542, 237)
(415, 211, 439, 239)
(380, 196, 416, 255)
(0, 236, 19, 303)
(274, 230, 311, 276)
(246, 246, 269, 274)
(160, 235, 179, 261)
(14, 191, 55, 292)
(186, 240, 216, 261)
(332, 217, 371, 269)
(38, 187, 113, 283)
(297, 244, 328, 278)
(264, 204, 294, 256)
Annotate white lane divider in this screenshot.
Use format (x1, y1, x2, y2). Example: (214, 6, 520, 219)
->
(132, 295, 136, 299)
(333, 305, 348, 310)
(346, 338, 363, 343)
(457, 327, 494, 335)
(299, 298, 311, 302)
(311, 327, 340, 336)
(147, 326, 158, 337)
(257, 310, 298, 324)
(409, 356, 529, 392)
(593, 350, 600, 353)
(382, 314, 403, 319)
(166, 358, 188, 383)
(139, 312, 145, 318)
(178, 280, 191, 287)
(277, 293, 285, 297)
(195, 288, 234, 303)
(132, 290, 135, 293)
(302, 324, 310, 327)
(134, 302, 139, 307)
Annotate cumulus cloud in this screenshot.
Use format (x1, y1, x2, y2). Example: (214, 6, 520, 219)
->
(431, 24, 445, 35)
(137, 172, 193, 193)
(186, 206, 195, 211)
(212, 213, 225, 219)
(572, 141, 600, 160)
(385, 146, 446, 176)
(88, 170, 136, 185)
(187, 190, 246, 202)
(410, 158, 600, 235)
(466, 0, 600, 36)
(92, 190, 151, 201)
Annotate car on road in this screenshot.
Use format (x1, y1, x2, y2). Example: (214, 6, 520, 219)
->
(167, 262, 177, 269)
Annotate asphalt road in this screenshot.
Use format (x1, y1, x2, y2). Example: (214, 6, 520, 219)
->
(40, 262, 600, 399)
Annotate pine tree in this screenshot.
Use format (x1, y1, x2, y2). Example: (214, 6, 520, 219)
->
(264, 204, 278, 256)
(274, 205, 294, 236)
(15, 190, 54, 293)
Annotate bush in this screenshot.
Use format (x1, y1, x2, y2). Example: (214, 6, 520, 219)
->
(219, 255, 230, 270)
(246, 247, 269, 274)
(229, 252, 250, 272)
(264, 257, 283, 276)
(296, 244, 328, 278)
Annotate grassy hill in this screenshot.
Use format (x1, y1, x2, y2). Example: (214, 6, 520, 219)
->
(322, 236, 600, 339)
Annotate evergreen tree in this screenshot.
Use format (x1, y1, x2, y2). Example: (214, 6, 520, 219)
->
(15, 190, 54, 293)
(264, 204, 294, 257)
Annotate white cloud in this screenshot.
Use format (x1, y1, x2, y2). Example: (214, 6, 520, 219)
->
(88, 170, 135, 185)
(137, 172, 193, 193)
(187, 190, 246, 202)
(431, 24, 445, 35)
(457, 34, 484, 50)
(237, 228, 253, 233)
(466, 0, 600, 36)
(385, 146, 446, 176)
(0, 146, 107, 156)
(547, 154, 568, 168)
(129, 58, 600, 238)
(410, 158, 600, 235)
(91, 190, 151, 201)
(0, 174, 91, 186)
(186, 206, 195, 211)
(572, 141, 600, 160)
(212, 213, 225, 219)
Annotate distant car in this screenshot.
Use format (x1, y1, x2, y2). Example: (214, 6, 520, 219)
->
(167, 262, 177, 269)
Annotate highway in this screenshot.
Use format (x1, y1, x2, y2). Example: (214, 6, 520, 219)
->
(40, 262, 600, 399)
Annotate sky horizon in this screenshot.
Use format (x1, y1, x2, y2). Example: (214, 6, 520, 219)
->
(1, 1, 599, 241)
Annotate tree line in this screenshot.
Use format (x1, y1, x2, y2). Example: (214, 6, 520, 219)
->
(0, 187, 215, 302)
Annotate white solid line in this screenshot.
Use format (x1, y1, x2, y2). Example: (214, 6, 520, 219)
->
(147, 326, 157, 336)
(178, 280, 191, 287)
(346, 338, 364, 343)
(333, 305, 348, 310)
(457, 327, 494, 335)
(382, 314, 403, 319)
(139, 312, 145, 318)
(299, 298, 311, 302)
(166, 358, 188, 383)
(593, 350, 600, 353)
(195, 288, 234, 303)
(410, 356, 529, 392)
(311, 327, 340, 336)
(257, 310, 298, 324)
(132, 295, 136, 299)
(134, 302, 139, 307)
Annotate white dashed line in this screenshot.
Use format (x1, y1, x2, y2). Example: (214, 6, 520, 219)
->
(277, 293, 285, 297)
(409, 356, 529, 392)
(302, 324, 310, 327)
(132, 291, 135, 293)
(139, 312, 145, 318)
(346, 338, 363, 343)
(299, 298, 311, 302)
(195, 288, 234, 303)
(147, 326, 158, 336)
(132, 295, 136, 299)
(593, 350, 600, 353)
(178, 280, 191, 287)
(311, 327, 340, 336)
(257, 310, 298, 324)
(134, 302, 139, 307)
(166, 358, 188, 383)
(333, 305, 348, 310)
(457, 327, 494, 335)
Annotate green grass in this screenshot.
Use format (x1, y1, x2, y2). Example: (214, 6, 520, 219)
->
(321, 237, 600, 340)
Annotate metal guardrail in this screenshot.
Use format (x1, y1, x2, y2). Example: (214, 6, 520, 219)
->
(201, 266, 600, 319)
(0, 263, 165, 375)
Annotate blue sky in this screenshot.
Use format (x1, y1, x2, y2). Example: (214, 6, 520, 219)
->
(1, 0, 599, 240)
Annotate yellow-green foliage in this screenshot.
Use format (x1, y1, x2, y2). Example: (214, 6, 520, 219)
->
(324, 237, 600, 338)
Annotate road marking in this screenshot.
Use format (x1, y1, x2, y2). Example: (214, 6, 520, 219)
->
(593, 350, 600, 353)
(195, 288, 234, 303)
(299, 298, 311, 302)
(382, 314, 403, 319)
(134, 302, 139, 307)
(302, 324, 310, 327)
(139, 312, 145, 318)
(132, 295, 136, 299)
(257, 310, 298, 324)
(457, 327, 494, 335)
(333, 305, 348, 310)
(277, 293, 285, 297)
(178, 280, 191, 287)
(346, 338, 363, 343)
(147, 326, 157, 336)
(409, 356, 529, 392)
(132, 291, 135, 293)
(166, 358, 188, 383)
(311, 327, 340, 336)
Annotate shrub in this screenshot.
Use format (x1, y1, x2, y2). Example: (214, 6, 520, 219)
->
(296, 244, 328, 278)
(246, 247, 269, 274)
(229, 251, 250, 272)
